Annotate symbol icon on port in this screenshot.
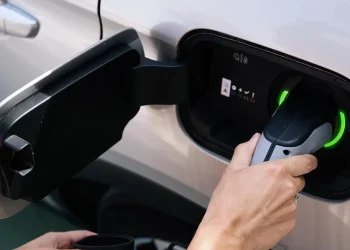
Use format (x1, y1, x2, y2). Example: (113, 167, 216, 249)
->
(221, 78, 231, 97)
(244, 91, 250, 95)
(252, 93, 255, 98)
(234, 53, 240, 61)
(243, 57, 248, 64)
(238, 88, 243, 92)
(232, 85, 237, 91)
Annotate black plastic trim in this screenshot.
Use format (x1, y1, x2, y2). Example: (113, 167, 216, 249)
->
(176, 29, 350, 160)
(0, 28, 191, 201)
(178, 29, 350, 92)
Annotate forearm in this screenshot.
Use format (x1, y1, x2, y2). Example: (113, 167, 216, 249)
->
(188, 226, 244, 250)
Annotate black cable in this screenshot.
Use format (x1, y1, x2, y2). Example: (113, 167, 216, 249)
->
(97, 0, 103, 40)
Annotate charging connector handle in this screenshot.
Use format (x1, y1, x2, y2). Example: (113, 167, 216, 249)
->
(251, 84, 336, 165)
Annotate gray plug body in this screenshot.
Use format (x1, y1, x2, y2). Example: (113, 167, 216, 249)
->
(251, 83, 336, 165)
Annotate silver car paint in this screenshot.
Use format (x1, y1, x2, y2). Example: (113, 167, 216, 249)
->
(2, 0, 350, 249)
(0, 0, 100, 217)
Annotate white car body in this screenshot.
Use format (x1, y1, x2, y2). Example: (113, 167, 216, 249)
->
(1, 0, 350, 249)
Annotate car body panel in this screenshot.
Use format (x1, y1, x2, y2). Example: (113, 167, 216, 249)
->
(2, 0, 350, 249)
(94, 1, 350, 249)
(0, 0, 99, 217)
(0, 0, 99, 101)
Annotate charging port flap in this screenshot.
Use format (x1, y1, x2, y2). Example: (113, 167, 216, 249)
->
(0, 28, 189, 202)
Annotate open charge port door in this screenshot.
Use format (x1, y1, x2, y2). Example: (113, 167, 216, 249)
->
(0, 29, 189, 202)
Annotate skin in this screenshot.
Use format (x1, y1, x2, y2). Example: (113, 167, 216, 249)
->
(15, 231, 96, 250)
(16, 133, 317, 250)
(188, 133, 318, 250)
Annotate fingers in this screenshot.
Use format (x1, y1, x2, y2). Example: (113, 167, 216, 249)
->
(20, 249, 72, 250)
(15, 231, 96, 249)
(230, 133, 261, 170)
(17, 249, 72, 250)
(54, 230, 96, 248)
(274, 154, 318, 177)
(293, 176, 305, 193)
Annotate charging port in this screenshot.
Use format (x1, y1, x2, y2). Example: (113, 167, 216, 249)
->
(177, 29, 350, 200)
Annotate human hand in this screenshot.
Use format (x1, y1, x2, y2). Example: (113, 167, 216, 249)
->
(188, 133, 318, 250)
(16, 230, 96, 250)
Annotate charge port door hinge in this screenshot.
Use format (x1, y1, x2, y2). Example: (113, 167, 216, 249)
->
(132, 58, 190, 106)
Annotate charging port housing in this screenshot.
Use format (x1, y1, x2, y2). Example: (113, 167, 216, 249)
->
(177, 29, 350, 201)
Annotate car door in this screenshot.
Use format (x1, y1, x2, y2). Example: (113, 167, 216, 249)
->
(0, 0, 100, 102)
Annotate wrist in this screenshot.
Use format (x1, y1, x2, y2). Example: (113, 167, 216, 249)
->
(188, 225, 245, 250)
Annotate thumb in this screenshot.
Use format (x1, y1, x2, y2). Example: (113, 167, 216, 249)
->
(230, 133, 260, 170)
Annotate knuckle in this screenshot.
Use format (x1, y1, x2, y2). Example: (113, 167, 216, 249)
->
(223, 164, 235, 176)
(234, 143, 246, 155)
(234, 143, 244, 154)
(269, 163, 286, 176)
(44, 232, 54, 237)
(299, 177, 306, 190)
(288, 202, 298, 213)
(43, 232, 57, 241)
(285, 180, 298, 195)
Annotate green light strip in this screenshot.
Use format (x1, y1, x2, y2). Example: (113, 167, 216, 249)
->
(324, 111, 346, 148)
(277, 90, 346, 148)
(278, 90, 289, 106)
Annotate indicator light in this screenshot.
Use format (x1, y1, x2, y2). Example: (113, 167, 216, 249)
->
(278, 90, 346, 148)
(278, 90, 289, 106)
(324, 111, 346, 148)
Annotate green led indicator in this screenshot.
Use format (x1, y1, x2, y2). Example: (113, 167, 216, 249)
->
(324, 111, 346, 148)
(277, 90, 346, 148)
(278, 90, 289, 106)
